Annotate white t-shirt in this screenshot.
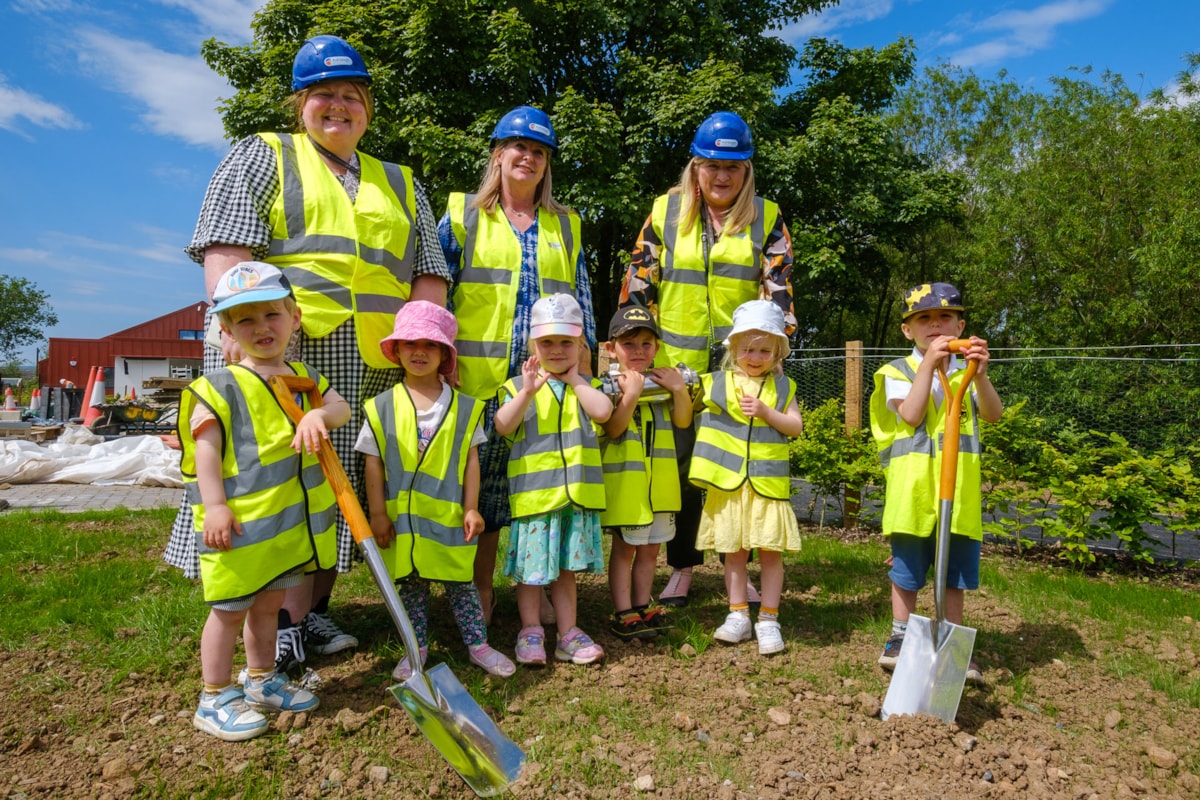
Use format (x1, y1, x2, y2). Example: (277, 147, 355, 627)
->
(884, 347, 975, 415)
(354, 383, 486, 457)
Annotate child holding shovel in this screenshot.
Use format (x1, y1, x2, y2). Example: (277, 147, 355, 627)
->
(180, 262, 346, 741)
(869, 282, 1003, 684)
(357, 301, 516, 680)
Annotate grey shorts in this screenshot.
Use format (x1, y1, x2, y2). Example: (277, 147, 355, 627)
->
(207, 569, 303, 611)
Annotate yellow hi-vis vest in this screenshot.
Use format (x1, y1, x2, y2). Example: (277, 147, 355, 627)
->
(869, 355, 983, 540)
(600, 400, 680, 527)
(652, 193, 779, 372)
(448, 192, 581, 400)
(502, 377, 605, 518)
(179, 363, 338, 603)
(259, 132, 416, 369)
(363, 386, 485, 582)
(689, 371, 796, 500)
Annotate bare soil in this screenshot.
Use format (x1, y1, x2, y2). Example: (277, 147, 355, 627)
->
(2, 529, 1199, 799)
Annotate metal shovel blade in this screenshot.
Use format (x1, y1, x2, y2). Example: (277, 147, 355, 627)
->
(390, 665, 526, 797)
(881, 613, 977, 723)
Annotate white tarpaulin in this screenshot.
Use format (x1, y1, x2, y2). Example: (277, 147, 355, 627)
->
(0, 427, 183, 486)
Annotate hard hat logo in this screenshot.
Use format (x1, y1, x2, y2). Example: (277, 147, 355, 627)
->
(324, 56, 354, 67)
(714, 138, 739, 148)
(528, 122, 552, 137)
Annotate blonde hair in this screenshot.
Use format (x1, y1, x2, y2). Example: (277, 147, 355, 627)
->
(470, 138, 570, 215)
(720, 330, 788, 375)
(527, 334, 588, 375)
(287, 79, 374, 132)
(671, 157, 758, 236)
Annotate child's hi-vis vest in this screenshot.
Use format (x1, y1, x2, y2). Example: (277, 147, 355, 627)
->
(502, 376, 605, 518)
(259, 132, 416, 370)
(651, 192, 779, 372)
(364, 386, 485, 583)
(600, 399, 680, 527)
(179, 363, 338, 603)
(869, 355, 983, 540)
(448, 192, 581, 400)
(689, 371, 796, 500)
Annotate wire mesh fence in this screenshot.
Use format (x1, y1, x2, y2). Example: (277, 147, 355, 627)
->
(786, 343, 1200, 453)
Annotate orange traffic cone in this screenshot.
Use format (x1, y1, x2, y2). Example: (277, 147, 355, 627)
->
(77, 367, 97, 422)
(83, 367, 107, 427)
(30, 388, 41, 414)
(130, 386, 137, 401)
(3, 387, 15, 410)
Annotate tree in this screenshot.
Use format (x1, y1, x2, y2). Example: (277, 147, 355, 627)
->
(0, 276, 57, 362)
(199, 0, 958, 342)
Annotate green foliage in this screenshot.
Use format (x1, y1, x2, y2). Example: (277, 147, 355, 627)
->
(0, 275, 58, 362)
(789, 398, 882, 522)
(979, 402, 1200, 568)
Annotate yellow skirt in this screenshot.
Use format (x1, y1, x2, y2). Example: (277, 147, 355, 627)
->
(696, 482, 801, 554)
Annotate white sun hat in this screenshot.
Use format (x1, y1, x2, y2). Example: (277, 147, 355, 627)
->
(724, 300, 790, 356)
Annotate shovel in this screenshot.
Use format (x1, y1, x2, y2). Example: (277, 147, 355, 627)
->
(881, 339, 979, 724)
(269, 375, 525, 797)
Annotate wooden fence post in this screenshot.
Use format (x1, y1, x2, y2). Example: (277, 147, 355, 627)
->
(844, 340, 864, 528)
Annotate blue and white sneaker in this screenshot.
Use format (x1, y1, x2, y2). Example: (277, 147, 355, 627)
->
(193, 686, 269, 742)
(243, 671, 319, 713)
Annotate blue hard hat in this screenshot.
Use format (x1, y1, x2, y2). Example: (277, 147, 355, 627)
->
(690, 111, 754, 160)
(490, 106, 558, 153)
(292, 35, 371, 92)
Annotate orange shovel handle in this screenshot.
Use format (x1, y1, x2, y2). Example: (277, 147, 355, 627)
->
(935, 339, 978, 503)
(268, 374, 375, 546)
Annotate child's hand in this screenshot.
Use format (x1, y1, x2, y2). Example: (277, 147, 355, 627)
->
(961, 335, 991, 374)
(291, 409, 331, 455)
(521, 356, 548, 393)
(202, 503, 240, 551)
(463, 509, 484, 542)
(369, 511, 394, 549)
(618, 369, 646, 398)
(740, 394, 769, 419)
(647, 366, 682, 392)
(925, 335, 956, 370)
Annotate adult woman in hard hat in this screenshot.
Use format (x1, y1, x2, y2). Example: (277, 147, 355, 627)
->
(164, 35, 449, 673)
(439, 105, 597, 625)
(619, 110, 796, 608)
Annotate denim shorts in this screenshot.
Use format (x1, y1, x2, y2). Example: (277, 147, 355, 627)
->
(888, 533, 981, 592)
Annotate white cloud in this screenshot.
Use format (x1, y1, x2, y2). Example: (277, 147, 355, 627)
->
(74, 28, 232, 149)
(153, 0, 261, 43)
(784, 0, 895, 40)
(0, 74, 84, 137)
(951, 0, 1112, 68)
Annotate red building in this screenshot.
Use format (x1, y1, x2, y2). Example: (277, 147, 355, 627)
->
(39, 303, 207, 400)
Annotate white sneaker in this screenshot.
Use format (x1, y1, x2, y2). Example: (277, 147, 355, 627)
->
(713, 611, 752, 644)
(755, 620, 785, 655)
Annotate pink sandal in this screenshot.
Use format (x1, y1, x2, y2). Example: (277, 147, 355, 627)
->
(659, 568, 692, 607)
(469, 644, 516, 677)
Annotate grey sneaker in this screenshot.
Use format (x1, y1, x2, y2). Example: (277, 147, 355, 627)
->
(275, 623, 306, 675)
(878, 633, 904, 670)
(303, 612, 358, 655)
(243, 671, 319, 713)
(193, 686, 268, 741)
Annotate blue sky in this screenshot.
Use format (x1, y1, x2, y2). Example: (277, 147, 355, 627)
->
(4, 0, 1198, 366)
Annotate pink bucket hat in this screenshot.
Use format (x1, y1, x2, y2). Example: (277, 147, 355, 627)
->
(379, 301, 458, 374)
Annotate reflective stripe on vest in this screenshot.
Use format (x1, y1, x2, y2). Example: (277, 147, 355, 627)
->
(504, 376, 605, 517)
(653, 193, 778, 371)
(689, 371, 795, 500)
(179, 363, 337, 603)
(869, 355, 983, 539)
(600, 401, 680, 526)
(364, 387, 484, 582)
(260, 133, 415, 369)
(449, 192, 581, 399)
